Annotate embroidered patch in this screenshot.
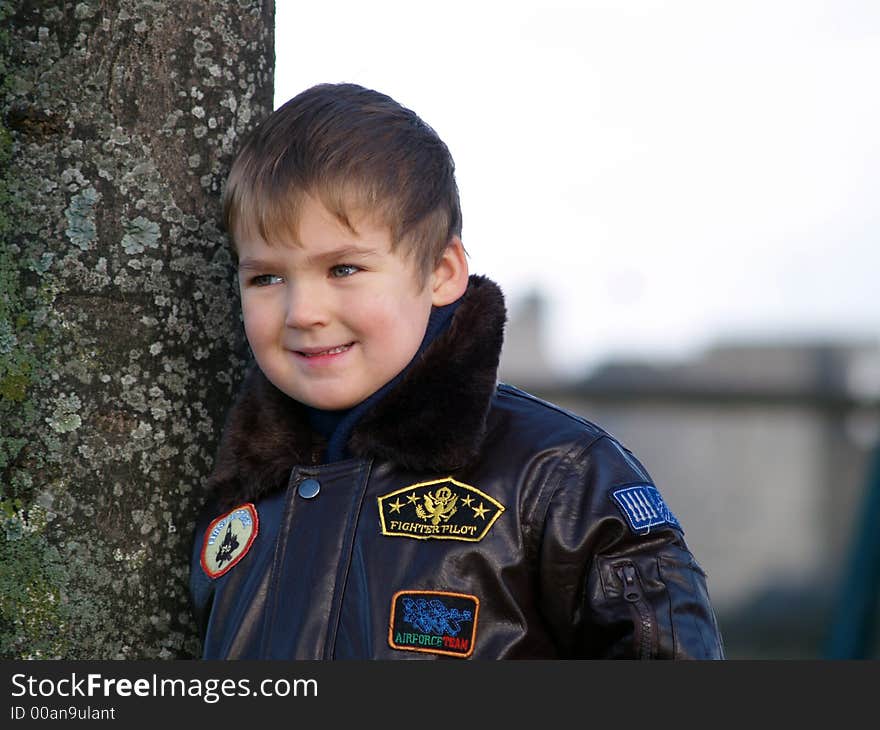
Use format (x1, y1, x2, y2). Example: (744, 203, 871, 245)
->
(389, 590, 479, 658)
(378, 477, 504, 541)
(200, 503, 259, 579)
(611, 484, 682, 533)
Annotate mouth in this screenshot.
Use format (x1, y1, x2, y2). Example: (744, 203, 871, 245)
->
(294, 342, 355, 358)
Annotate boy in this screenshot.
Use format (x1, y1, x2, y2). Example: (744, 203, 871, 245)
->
(189, 83, 724, 659)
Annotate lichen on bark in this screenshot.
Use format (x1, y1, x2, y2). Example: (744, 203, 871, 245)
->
(0, 0, 274, 659)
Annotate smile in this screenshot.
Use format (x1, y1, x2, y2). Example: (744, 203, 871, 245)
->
(295, 343, 355, 358)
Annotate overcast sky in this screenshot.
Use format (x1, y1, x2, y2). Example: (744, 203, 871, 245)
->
(274, 0, 880, 377)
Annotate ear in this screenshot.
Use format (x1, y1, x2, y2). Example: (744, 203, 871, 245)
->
(430, 236, 469, 306)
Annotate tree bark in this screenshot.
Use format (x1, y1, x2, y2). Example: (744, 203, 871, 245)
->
(0, 0, 274, 659)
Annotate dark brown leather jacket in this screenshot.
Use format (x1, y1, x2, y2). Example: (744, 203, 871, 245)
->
(190, 276, 724, 659)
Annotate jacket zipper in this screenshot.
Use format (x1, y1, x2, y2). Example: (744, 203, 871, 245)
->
(616, 563, 655, 660)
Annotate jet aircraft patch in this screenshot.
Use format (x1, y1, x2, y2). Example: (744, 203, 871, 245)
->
(388, 590, 479, 658)
(611, 484, 681, 534)
(378, 477, 504, 541)
(200, 503, 259, 579)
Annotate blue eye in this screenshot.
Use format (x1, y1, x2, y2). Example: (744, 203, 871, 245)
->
(330, 264, 360, 278)
(251, 274, 283, 286)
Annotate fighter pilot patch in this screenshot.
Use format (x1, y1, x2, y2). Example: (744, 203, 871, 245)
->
(200, 503, 259, 578)
(378, 477, 504, 541)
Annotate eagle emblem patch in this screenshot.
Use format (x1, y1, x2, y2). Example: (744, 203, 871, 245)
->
(388, 590, 479, 658)
(378, 477, 504, 541)
(200, 503, 259, 579)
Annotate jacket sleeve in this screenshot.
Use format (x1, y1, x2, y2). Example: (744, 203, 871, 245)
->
(188, 502, 217, 647)
(535, 435, 725, 659)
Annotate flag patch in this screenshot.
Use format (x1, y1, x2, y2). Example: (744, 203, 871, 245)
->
(389, 590, 479, 658)
(611, 484, 681, 533)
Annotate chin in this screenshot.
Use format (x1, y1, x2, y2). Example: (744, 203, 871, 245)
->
(304, 392, 362, 411)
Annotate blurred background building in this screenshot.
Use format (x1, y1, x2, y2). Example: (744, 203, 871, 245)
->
(499, 292, 880, 658)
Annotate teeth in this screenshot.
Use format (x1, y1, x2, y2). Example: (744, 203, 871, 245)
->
(302, 343, 352, 357)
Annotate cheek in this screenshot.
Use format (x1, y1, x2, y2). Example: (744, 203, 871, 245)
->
(241, 299, 275, 342)
(364, 295, 431, 351)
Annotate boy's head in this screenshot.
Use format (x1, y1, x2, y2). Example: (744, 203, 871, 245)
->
(223, 82, 462, 282)
(224, 83, 469, 411)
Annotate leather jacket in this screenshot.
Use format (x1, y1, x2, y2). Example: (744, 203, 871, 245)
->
(190, 276, 724, 659)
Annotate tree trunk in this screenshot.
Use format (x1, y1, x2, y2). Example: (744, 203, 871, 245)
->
(0, 0, 274, 659)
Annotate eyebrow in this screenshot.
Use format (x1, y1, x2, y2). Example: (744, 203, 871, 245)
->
(237, 245, 380, 271)
(305, 245, 380, 266)
(237, 257, 276, 271)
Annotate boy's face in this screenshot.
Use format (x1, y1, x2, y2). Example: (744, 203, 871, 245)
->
(235, 196, 435, 411)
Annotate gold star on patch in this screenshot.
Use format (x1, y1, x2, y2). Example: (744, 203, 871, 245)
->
(472, 503, 489, 520)
(462, 495, 474, 506)
(406, 493, 419, 504)
(389, 498, 404, 514)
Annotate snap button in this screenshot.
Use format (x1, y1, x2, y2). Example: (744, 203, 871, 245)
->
(298, 478, 321, 499)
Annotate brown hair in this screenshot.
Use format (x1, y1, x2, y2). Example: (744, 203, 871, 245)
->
(223, 83, 463, 282)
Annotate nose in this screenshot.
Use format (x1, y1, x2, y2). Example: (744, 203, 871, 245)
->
(284, 279, 330, 329)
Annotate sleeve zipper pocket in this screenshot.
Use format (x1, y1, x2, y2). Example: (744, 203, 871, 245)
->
(615, 562, 656, 660)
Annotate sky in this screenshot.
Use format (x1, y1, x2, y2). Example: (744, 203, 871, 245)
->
(274, 0, 880, 378)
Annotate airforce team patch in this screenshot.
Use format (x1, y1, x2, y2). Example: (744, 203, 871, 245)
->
(611, 484, 682, 534)
(389, 590, 479, 658)
(378, 477, 504, 541)
(200, 503, 259, 579)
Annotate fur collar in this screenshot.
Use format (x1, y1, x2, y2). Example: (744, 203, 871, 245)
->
(206, 275, 506, 507)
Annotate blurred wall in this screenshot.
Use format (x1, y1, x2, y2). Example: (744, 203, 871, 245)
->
(499, 299, 880, 657)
